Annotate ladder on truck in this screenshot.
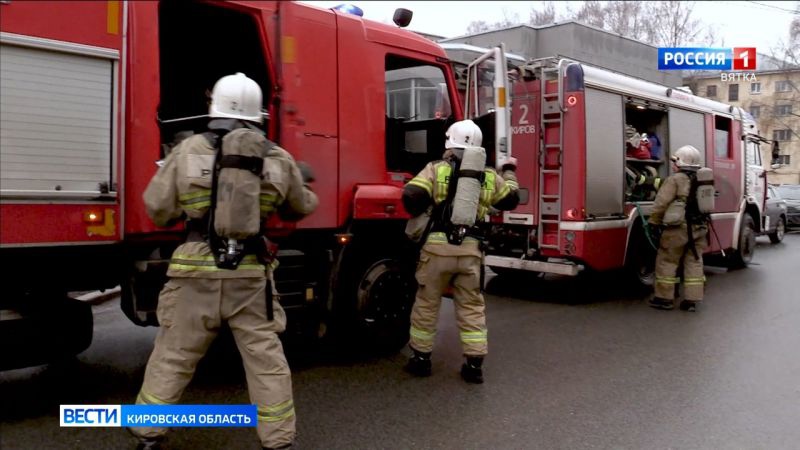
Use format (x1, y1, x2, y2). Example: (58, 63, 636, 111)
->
(529, 57, 568, 251)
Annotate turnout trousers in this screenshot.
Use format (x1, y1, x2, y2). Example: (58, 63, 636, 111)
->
(409, 249, 488, 356)
(130, 276, 295, 449)
(654, 224, 709, 302)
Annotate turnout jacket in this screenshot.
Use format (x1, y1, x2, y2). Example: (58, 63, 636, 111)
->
(403, 157, 519, 257)
(143, 129, 318, 278)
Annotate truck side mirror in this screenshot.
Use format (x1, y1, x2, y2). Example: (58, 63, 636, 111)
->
(393, 8, 412, 28)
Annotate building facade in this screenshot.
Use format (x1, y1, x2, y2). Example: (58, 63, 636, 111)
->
(688, 68, 800, 185)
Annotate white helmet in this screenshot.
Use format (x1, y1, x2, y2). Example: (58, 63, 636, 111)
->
(445, 120, 482, 149)
(671, 145, 702, 170)
(209, 73, 263, 123)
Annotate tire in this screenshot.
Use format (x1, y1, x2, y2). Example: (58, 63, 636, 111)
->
(729, 215, 756, 269)
(332, 242, 415, 355)
(768, 216, 786, 244)
(624, 222, 657, 293)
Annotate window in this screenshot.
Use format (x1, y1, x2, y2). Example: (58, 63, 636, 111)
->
(773, 129, 791, 141)
(775, 80, 792, 92)
(776, 154, 791, 165)
(384, 55, 453, 174)
(715, 116, 731, 158)
(728, 84, 739, 102)
(776, 104, 792, 116)
(706, 85, 717, 97)
(750, 82, 761, 94)
(385, 64, 449, 121)
(750, 106, 761, 118)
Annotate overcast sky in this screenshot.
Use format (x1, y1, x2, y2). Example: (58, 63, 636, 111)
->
(300, 1, 797, 53)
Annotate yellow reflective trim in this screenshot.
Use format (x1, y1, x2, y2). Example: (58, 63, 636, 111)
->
(258, 399, 295, 422)
(169, 263, 265, 272)
(656, 276, 680, 284)
(410, 326, 435, 341)
(182, 201, 211, 210)
(259, 399, 293, 413)
(179, 190, 212, 201)
(408, 179, 433, 196)
(505, 180, 519, 189)
(460, 330, 487, 343)
(492, 184, 511, 204)
(138, 390, 169, 405)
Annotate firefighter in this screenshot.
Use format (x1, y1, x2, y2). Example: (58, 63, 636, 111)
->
(129, 73, 317, 450)
(402, 119, 520, 384)
(647, 145, 709, 312)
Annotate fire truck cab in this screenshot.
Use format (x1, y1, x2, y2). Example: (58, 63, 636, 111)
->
(0, 1, 463, 369)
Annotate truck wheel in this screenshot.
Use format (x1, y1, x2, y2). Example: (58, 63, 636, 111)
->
(729, 215, 756, 269)
(0, 295, 93, 371)
(768, 216, 786, 244)
(624, 222, 657, 293)
(333, 244, 415, 355)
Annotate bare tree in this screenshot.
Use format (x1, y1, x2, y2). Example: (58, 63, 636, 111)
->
(529, 1, 557, 26)
(465, 8, 522, 34)
(466, 20, 492, 34)
(569, 1, 605, 29)
(646, 1, 703, 47)
(604, 1, 648, 41)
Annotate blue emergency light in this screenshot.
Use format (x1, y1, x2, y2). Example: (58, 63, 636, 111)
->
(333, 4, 364, 17)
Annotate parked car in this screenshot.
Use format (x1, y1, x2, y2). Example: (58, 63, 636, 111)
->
(762, 186, 788, 243)
(775, 184, 800, 229)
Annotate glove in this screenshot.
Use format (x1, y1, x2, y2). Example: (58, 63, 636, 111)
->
(297, 161, 315, 183)
(500, 156, 518, 172)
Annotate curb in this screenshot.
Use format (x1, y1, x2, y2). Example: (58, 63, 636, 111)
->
(75, 286, 122, 306)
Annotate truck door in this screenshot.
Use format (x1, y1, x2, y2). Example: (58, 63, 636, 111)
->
(463, 45, 511, 169)
(745, 137, 766, 217)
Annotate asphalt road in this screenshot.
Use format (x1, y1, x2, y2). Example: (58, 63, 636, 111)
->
(2, 233, 799, 450)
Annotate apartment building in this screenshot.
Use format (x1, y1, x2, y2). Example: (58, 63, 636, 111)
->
(689, 66, 800, 185)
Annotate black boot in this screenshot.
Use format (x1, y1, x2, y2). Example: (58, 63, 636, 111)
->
(404, 349, 432, 377)
(679, 300, 698, 312)
(460, 356, 484, 384)
(648, 297, 674, 310)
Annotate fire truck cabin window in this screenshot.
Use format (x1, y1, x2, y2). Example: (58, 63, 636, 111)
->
(715, 116, 732, 159)
(385, 55, 453, 174)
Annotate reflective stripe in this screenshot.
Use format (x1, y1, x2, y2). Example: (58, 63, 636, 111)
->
(460, 329, 487, 343)
(504, 179, 519, 190)
(435, 164, 451, 203)
(491, 183, 511, 204)
(656, 276, 680, 284)
(169, 254, 265, 272)
(407, 178, 433, 195)
(684, 276, 706, 286)
(257, 399, 295, 423)
(179, 190, 212, 210)
(426, 232, 449, 244)
(260, 193, 277, 213)
(137, 390, 170, 405)
(410, 326, 435, 341)
(425, 232, 480, 245)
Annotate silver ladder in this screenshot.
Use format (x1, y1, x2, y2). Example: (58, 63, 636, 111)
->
(533, 58, 567, 251)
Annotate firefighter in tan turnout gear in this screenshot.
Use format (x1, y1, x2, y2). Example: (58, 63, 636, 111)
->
(648, 145, 710, 312)
(130, 73, 317, 450)
(401, 120, 520, 383)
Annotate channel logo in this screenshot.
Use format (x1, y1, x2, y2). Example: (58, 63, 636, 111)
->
(60, 404, 257, 427)
(658, 47, 756, 71)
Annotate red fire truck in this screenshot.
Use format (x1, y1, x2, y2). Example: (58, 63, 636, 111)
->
(461, 48, 767, 286)
(0, 1, 465, 369)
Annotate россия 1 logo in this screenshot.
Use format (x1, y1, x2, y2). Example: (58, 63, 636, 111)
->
(658, 47, 757, 71)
